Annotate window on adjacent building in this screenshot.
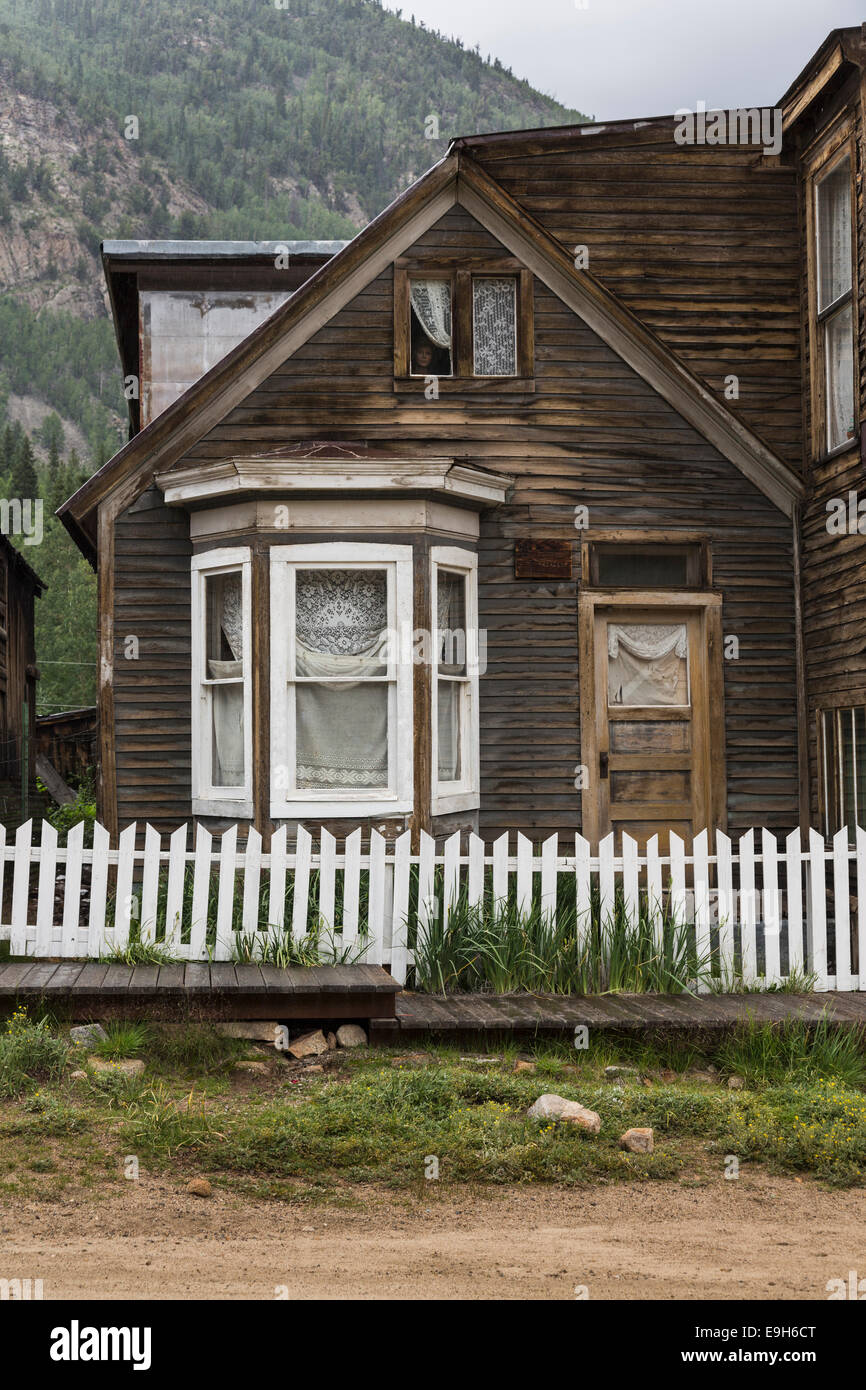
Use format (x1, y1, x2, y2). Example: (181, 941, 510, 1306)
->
(813, 151, 857, 454)
(431, 547, 480, 814)
(191, 548, 252, 814)
(270, 544, 414, 818)
(397, 266, 531, 381)
(819, 706, 866, 839)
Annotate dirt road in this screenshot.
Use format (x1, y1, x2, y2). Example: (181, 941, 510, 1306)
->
(1, 1170, 862, 1300)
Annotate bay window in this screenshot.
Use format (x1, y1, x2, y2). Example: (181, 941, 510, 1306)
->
(270, 543, 414, 818)
(431, 547, 480, 814)
(191, 547, 252, 815)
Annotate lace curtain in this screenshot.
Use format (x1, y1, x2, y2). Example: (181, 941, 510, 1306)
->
(817, 161, 851, 310)
(473, 277, 516, 376)
(207, 573, 244, 787)
(295, 570, 389, 789)
(409, 279, 452, 349)
(825, 304, 855, 448)
(607, 623, 689, 708)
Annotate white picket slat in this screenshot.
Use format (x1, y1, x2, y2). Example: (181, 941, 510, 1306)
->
(9, 820, 32, 957)
(540, 834, 558, 923)
(574, 833, 591, 949)
(692, 829, 710, 992)
(113, 822, 137, 951)
(785, 829, 803, 980)
(291, 825, 312, 943)
(645, 833, 663, 949)
(516, 832, 533, 919)
(139, 824, 162, 945)
(598, 832, 615, 926)
(214, 824, 238, 960)
(391, 830, 412, 984)
(467, 833, 485, 910)
(715, 829, 734, 985)
(492, 832, 509, 909)
(669, 832, 686, 929)
(739, 830, 757, 986)
(761, 828, 781, 987)
(858, 826, 866, 992)
(621, 833, 639, 928)
(443, 831, 461, 922)
(189, 823, 213, 960)
(341, 827, 361, 951)
(415, 830, 436, 972)
(61, 820, 85, 957)
(35, 821, 58, 959)
(163, 824, 188, 953)
(242, 827, 263, 935)
(366, 829, 386, 965)
(808, 827, 828, 990)
(87, 821, 110, 958)
(267, 824, 288, 937)
(318, 827, 335, 932)
(832, 827, 852, 991)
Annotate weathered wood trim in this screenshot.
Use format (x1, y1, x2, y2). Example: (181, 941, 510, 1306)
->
(782, 40, 846, 131)
(792, 505, 811, 837)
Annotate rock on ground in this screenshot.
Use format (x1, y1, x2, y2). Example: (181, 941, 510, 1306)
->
(213, 1021, 283, 1042)
(287, 1030, 329, 1059)
(186, 1179, 212, 1198)
(620, 1127, 654, 1154)
(87, 1057, 145, 1076)
(728, 1075, 745, 1090)
(335, 1024, 368, 1048)
(513, 1060, 536, 1074)
(605, 1065, 640, 1080)
(70, 1023, 108, 1048)
(526, 1094, 601, 1133)
(232, 1060, 268, 1075)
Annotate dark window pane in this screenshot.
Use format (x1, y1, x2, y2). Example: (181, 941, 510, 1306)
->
(596, 550, 690, 587)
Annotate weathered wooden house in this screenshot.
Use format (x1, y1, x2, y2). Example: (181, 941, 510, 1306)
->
(56, 26, 866, 851)
(0, 534, 43, 797)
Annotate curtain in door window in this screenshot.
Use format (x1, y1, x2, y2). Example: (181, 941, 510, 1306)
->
(607, 622, 689, 707)
(295, 570, 389, 788)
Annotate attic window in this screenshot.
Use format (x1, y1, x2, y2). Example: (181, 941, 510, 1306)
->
(396, 264, 533, 383)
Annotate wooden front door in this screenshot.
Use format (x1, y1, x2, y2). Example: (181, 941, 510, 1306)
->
(582, 602, 721, 850)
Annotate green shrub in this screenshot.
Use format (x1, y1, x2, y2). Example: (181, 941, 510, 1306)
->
(0, 1008, 70, 1096)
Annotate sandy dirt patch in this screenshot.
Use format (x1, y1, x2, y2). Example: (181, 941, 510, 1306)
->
(1, 1171, 862, 1300)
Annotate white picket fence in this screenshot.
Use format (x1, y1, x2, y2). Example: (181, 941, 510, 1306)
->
(0, 820, 865, 991)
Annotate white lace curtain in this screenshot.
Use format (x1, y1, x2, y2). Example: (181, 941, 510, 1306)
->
(207, 573, 244, 787)
(473, 277, 516, 376)
(410, 279, 452, 349)
(607, 622, 688, 708)
(295, 570, 389, 789)
(817, 162, 851, 310)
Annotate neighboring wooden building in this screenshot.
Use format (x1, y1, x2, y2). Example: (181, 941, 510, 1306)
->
(0, 534, 44, 791)
(58, 28, 866, 849)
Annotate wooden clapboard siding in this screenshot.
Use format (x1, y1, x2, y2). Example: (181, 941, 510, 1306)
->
(788, 60, 866, 825)
(109, 205, 799, 843)
(112, 486, 192, 832)
(462, 124, 803, 470)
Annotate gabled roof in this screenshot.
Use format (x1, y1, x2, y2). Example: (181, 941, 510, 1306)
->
(60, 146, 803, 564)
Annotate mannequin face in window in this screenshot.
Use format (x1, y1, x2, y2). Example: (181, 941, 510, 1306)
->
(412, 341, 434, 374)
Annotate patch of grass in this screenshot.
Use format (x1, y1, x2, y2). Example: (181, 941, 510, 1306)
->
(120, 1082, 224, 1159)
(413, 884, 709, 995)
(146, 1024, 248, 1075)
(98, 939, 183, 966)
(89, 1022, 150, 1060)
(718, 1080, 866, 1186)
(0, 1008, 70, 1097)
(716, 1017, 866, 1089)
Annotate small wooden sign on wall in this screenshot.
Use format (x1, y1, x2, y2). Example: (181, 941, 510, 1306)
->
(514, 539, 573, 580)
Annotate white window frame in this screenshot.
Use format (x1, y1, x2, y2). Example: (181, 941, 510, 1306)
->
(431, 546, 480, 815)
(191, 546, 253, 817)
(269, 543, 414, 819)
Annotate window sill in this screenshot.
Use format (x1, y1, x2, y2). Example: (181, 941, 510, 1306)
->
(270, 796, 414, 821)
(393, 376, 535, 395)
(432, 789, 480, 816)
(815, 437, 859, 466)
(193, 796, 254, 819)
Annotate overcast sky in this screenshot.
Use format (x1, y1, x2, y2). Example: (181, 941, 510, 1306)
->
(384, 0, 863, 121)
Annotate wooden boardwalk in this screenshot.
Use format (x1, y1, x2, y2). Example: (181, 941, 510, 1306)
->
(368, 990, 866, 1041)
(0, 961, 400, 1022)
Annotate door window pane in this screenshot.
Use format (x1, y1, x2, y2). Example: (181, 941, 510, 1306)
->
(607, 623, 689, 707)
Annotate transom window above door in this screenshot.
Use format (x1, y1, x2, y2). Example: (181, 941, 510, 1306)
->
(584, 537, 710, 588)
(394, 262, 534, 383)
